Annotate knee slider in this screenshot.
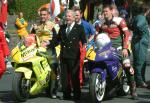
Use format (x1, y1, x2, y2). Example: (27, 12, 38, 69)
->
(123, 58, 131, 68)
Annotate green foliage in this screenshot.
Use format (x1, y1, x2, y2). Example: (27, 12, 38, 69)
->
(9, 0, 50, 21)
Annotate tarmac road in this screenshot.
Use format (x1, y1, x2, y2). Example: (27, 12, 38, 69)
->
(0, 62, 150, 103)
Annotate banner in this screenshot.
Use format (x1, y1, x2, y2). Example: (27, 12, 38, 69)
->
(50, 0, 60, 18)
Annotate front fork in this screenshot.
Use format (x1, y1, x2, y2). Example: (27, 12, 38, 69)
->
(91, 68, 107, 82)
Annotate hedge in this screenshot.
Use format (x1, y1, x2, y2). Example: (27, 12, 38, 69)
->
(8, 0, 50, 21)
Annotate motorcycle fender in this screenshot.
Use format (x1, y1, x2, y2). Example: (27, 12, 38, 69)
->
(15, 67, 32, 79)
(91, 68, 106, 82)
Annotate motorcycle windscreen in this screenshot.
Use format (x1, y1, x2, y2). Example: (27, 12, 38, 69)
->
(11, 46, 23, 62)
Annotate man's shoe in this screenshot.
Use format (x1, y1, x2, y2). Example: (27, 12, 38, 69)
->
(73, 96, 80, 101)
(137, 83, 150, 89)
(51, 94, 57, 99)
(60, 95, 72, 100)
(131, 93, 138, 100)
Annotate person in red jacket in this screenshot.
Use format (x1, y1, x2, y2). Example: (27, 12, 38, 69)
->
(100, 4, 138, 100)
(0, 0, 10, 79)
(0, 23, 10, 78)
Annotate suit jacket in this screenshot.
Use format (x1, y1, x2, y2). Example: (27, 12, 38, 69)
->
(50, 23, 87, 59)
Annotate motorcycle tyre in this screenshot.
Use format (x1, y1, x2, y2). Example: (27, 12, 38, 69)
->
(12, 72, 30, 102)
(117, 71, 130, 96)
(89, 73, 106, 103)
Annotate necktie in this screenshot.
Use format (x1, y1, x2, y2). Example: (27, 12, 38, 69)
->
(66, 26, 71, 36)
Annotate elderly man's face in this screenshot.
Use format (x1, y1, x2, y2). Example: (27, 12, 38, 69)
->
(66, 11, 75, 26)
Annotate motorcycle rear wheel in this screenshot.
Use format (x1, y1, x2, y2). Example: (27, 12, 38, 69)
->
(12, 72, 31, 102)
(89, 73, 106, 103)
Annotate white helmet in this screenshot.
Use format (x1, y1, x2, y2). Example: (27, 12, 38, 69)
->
(95, 33, 111, 49)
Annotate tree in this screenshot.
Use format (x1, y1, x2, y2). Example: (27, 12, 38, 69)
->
(8, 0, 50, 21)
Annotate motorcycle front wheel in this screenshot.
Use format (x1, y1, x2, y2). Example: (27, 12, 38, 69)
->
(89, 73, 106, 103)
(12, 72, 31, 102)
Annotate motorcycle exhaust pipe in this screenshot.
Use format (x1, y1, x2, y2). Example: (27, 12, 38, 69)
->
(107, 85, 118, 96)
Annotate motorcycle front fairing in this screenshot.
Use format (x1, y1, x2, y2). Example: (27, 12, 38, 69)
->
(11, 43, 51, 95)
(89, 43, 121, 81)
(95, 43, 120, 62)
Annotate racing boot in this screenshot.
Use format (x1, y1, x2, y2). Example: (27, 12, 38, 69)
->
(50, 63, 58, 99)
(50, 80, 57, 99)
(130, 81, 138, 100)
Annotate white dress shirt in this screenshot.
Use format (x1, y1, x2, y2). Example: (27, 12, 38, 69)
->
(66, 22, 75, 34)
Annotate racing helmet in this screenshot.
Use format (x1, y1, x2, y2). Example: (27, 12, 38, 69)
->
(24, 34, 36, 47)
(95, 33, 111, 49)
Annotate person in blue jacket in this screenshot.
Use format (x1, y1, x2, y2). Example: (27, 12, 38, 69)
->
(74, 8, 95, 42)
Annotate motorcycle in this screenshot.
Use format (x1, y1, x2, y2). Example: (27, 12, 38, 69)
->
(11, 34, 52, 101)
(86, 33, 130, 103)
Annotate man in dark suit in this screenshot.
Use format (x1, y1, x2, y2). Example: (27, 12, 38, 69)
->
(50, 10, 87, 100)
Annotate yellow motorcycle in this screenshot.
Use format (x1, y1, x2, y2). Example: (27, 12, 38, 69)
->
(11, 35, 52, 101)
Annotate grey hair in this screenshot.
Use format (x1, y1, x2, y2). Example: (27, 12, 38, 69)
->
(66, 9, 76, 17)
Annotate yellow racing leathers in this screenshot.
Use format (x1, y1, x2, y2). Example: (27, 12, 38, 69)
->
(36, 20, 58, 97)
(15, 18, 28, 38)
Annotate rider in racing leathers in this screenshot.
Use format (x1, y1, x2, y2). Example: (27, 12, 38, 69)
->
(99, 4, 138, 100)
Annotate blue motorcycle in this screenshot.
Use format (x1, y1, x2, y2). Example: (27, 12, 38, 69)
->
(86, 33, 130, 103)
